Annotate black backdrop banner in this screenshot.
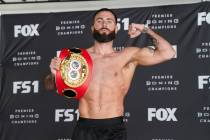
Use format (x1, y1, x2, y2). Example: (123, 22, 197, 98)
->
(0, 2, 210, 140)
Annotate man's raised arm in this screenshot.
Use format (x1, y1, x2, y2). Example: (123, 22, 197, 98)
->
(127, 23, 176, 66)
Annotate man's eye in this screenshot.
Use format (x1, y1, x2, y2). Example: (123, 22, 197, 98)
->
(97, 20, 102, 23)
(106, 20, 115, 24)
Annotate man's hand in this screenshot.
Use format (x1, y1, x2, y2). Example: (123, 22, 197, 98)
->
(49, 57, 61, 76)
(128, 23, 146, 38)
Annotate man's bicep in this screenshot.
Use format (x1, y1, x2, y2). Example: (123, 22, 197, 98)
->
(136, 47, 164, 66)
(123, 47, 155, 65)
(121, 47, 158, 66)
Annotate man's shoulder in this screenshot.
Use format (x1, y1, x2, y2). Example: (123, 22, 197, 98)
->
(86, 47, 94, 54)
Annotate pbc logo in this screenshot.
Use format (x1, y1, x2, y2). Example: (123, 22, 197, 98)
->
(13, 81, 39, 94)
(148, 108, 178, 122)
(198, 75, 210, 89)
(198, 12, 210, 26)
(55, 109, 79, 122)
(14, 24, 40, 38)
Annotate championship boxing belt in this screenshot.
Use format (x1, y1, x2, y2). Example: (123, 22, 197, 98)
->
(55, 48, 92, 99)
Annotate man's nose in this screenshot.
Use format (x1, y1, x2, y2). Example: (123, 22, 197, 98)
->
(102, 21, 108, 27)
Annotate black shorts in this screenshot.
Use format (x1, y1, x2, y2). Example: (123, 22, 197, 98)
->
(71, 116, 127, 140)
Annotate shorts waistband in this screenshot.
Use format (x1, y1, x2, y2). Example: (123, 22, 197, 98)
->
(78, 116, 124, 126)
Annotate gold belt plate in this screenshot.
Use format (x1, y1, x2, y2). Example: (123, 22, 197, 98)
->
(60, 53, 89, 87)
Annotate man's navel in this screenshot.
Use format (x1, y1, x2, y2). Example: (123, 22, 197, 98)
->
(114, 72, 118, 77)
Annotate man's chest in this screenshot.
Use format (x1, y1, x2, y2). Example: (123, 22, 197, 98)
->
(92, 56, 120, 75)
(89, 53, 132, 84)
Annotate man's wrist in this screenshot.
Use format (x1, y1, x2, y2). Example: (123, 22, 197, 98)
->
(142, 24, 149, 33)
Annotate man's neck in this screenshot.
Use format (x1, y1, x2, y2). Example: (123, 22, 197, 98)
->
(93, 41, 115, 55)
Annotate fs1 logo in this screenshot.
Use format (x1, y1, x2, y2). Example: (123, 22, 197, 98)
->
(13, 81, 39, 94)
(172, 45, 177, 58)
(148, 108, 178, 121)
(198, 75, 210, 89)
(117, 18, 129, 31)
(55, 109, 79, 122)
(14, 24, 40, 38)
(198, 12, 210, 26)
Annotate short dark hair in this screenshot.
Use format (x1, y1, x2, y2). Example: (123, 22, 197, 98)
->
(92, 8, 117, 24)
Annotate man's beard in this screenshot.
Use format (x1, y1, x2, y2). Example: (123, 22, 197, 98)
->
(93, 28, 116, 43)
